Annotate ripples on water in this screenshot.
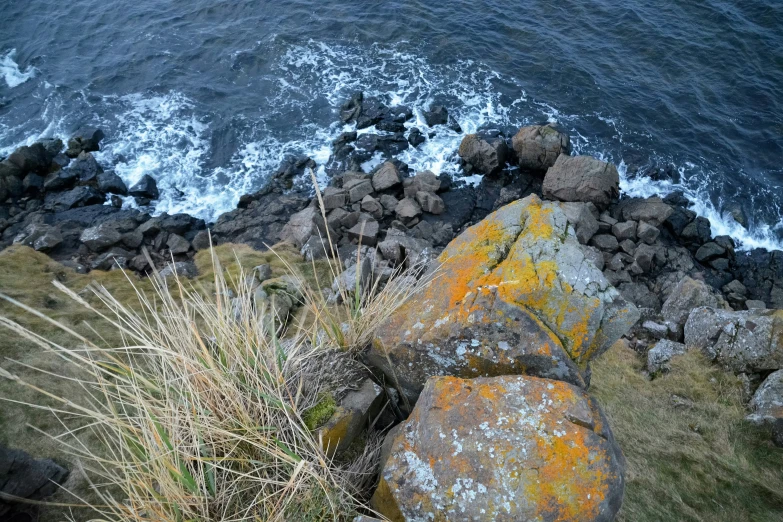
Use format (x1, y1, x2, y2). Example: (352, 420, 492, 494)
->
(0, 0, 781, 249)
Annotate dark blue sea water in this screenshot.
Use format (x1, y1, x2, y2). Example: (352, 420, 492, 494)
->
(2, 0, 782, 249)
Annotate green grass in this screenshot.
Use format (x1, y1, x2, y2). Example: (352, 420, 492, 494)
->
(591, 341, 783, 521)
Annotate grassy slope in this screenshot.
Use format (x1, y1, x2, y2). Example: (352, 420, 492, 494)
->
(1, 244, 782, 520)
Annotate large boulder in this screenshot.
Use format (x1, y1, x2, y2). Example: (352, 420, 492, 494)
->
(458, 133, 508, 175)
(511, 124, 571, 172)
(372, 375, 625, 522)
(747, 369, 783, 446)
(368, 195, 639, 403)
(661, 277, 723, 339)
(543, 155, 619, 209)
(615, 197, 673, 227)
(684, 308, 783, 373)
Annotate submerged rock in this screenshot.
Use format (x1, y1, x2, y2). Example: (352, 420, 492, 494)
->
(372, 375, 625, 522)
(368, 194, 639, 403)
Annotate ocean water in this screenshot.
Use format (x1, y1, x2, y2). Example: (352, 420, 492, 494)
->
(1, 1, 781, 250)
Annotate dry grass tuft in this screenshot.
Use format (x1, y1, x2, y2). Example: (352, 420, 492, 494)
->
(0, 248, 388, 521)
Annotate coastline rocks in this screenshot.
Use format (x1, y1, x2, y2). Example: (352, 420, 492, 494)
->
(661, 277, 723, 339)
(128, 174, 159, 201)
(684, 307, 783, 373)
(372, 375, 625, 522)
(511, 124, 571, 172)
(371, 162, 402, 191)
(647, 339, 688, 373)
(368, 194, 639, 403)
(458, 132, 508, 175)
(543, 155, 619, 209)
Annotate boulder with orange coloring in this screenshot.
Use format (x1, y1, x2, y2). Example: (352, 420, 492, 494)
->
(368, 194, 639, 403)
(371, 375, 625, 522)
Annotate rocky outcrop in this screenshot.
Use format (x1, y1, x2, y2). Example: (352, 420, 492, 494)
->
(661, 277, 725, 339)
(372, 375, 625, 522)
(511, 124, 571, 171)
(684, 307, 783, 373)
(747, 369, 783, 446)
(368, 194, 639, 403)
(543, 155, 620, 209)
(457, 132, 508, 176)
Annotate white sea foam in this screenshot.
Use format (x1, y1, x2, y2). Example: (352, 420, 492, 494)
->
(1, 49, 36, 88)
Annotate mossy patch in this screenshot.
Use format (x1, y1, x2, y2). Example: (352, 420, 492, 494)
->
(303, 393, 337, 431)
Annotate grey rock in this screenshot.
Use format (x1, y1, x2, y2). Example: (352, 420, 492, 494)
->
(619, 239, 636, 255)
(166, 234, 190, 254)
(80, 223, 122, 252)
(280, 206, 322, 248)
(395, 197, 422, 225)
(415, 191, 445, 214)
(301, 234, 333, 261)
(619, 282, 661, 311)
(347, 219, 379, 246)
(379, 194, 399, 213)
(371, 162, 402, 191)
(558, 202, 600, 245)
(695, 242, 726, 262)
(542, 155, 619, 209)
(684, 307, 783, 373)
(128, 174, 159, 200)
(581, 245, 605, 271)
(97, 171, 128, 195)
(746, 300, 767, 310)
(636, 221, 660, 244)
(361, 195, 383, 219)
(662, 277, 722, 339)
(681, 216, 712, 244)
(612, 220, 637, 241)
(647, 339, 687, 373)
(318, 378, 383, 456)
(590, 234, 619, 252)
(511, 123, 571, 171)
(0, 445, 69, 517)
(344, 177, 374, 203)
(458, 133, 508, 175)
(322, 187, 348, 210)
(403, 170, 440, 197)
(158, 261, 198, 279)
(634, 243, 658, 273)
(617, 197, 674, 227)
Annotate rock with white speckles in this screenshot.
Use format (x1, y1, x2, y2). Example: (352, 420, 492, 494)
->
(684, 307, 783, 373)
(371, 375, 625, 522)
(367, 194, 640, 404)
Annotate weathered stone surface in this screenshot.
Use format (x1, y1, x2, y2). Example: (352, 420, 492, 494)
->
(636, 221, 659, 244)
(684, 307, 783, 373)
(369, 195, 639, 403)
(590, 234, 619, 252)
(361, 195, 384, 219)
(280, 206, 321, 248)
(747, 369, 783, 446)
(458, 133, 508, 175)
(0, 445, 69, 518)
(128, 174, 159, 200)
(661, 277, 722, 338)
(347, 219, 379, 246)
(166, 233, 190, 254)
(543, 155, 619, 209)
(695, 242, 725, 262)
(80, 223, 122, 252)
(97, 171, 128, 195)
(378, 231, 432, 268)
(395, 197, 422, 225)
(372, 162, 402, 191)
(616, 197, 674, 227)
(415, 191, 445, 215)
(322, 186, 348, 210)
(345, 177, 375, 203)
(611, 221, 637, 241)
(403, 171, 440, 198)
(647, 340, 687, 373)
(557, 202, 599, 245)
(511, 124, 571, 171)
(372, 375, 624, 522)
(318, 378, 383, 456)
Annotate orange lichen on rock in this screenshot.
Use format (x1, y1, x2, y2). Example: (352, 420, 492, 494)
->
(372, 375, 625, 521)
(368, 194, 639, 403)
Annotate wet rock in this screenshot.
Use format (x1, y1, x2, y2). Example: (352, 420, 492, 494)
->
(43, 168, 79, 192)
(543, 155, 619, 209)
(7, 143, 51, 174)
(422, 105, 448, 126)
(457, 133, 508, 176)
(662, 277, 723, 339)
(65, 129, 105, 157)
(48, 186, 105, 211)
(415, 191, 445, 215)
(407, 127, 426, 147)
(647, 339, 687, 373)
(372, 375, 624, 522)
(511, 123, 571, 171)
(665, 207, 697, 236)
(747, 369, 783, 446)
(684, 308, 783, 373)
(22, 173, 44, 195)
(128, 174, 159, 200)
(371, 162, 402, 191)
(68, 151, 103, 183)
(97, 171, 128, 195)
(368, 195, 639, 403)
(681, 216, 712, 245)
(695, 242, 725, 262)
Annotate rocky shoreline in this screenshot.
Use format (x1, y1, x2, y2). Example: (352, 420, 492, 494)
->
(2, 92, 783, 519)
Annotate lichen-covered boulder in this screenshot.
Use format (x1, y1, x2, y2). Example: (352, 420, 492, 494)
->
(684, 307, 783, 373)
(371, 375, 625, 522)
(543, 155, 619, 209)
(747, 369, 783, 446)
(368, 195, 639, 403)
(511, 124, 571, 171)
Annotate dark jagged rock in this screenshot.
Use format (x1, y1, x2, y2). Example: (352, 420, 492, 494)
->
(0, 445, 69, 519)
(128, 174, 159, 200)
(422, 105, 448, 126)
(97, 172, 128, 195)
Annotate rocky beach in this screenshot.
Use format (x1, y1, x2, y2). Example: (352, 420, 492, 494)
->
(1, 90, 782, 520)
